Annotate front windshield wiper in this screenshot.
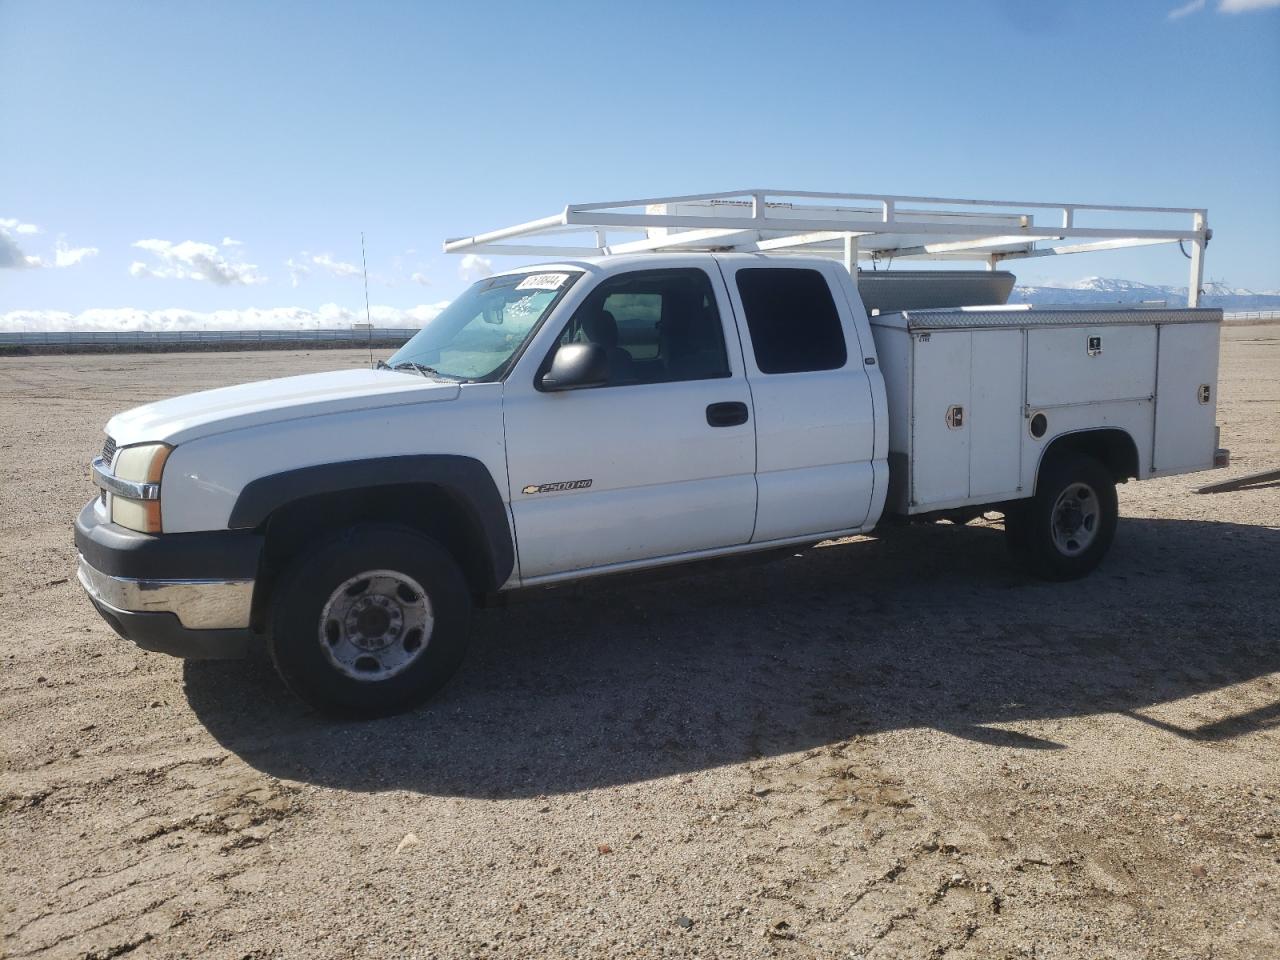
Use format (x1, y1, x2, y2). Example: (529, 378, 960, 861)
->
(387, 361, 459, 381)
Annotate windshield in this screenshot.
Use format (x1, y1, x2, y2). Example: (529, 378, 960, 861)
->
(386, 270, 581, 381)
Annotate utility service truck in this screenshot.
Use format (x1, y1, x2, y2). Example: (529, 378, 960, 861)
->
(75, 190, 1229, 715)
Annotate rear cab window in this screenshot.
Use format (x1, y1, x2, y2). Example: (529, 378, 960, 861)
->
(734, 268, 848, 374)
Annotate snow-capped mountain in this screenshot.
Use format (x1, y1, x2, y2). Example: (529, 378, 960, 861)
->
(1010, 277, 1280, 311)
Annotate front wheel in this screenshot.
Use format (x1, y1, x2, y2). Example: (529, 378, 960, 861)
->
(1005, 453, 1118, 581)
(268, 524, 472, 717)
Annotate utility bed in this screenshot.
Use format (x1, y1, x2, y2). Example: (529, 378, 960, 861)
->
(869, 305, 1223, 515)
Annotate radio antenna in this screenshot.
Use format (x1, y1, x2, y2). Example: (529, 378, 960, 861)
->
(361, 231, 373, 367)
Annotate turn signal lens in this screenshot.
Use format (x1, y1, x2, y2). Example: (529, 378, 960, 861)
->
(111, 496, 164, 534)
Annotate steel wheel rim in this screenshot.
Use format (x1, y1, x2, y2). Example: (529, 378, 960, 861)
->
(318, 569, 433, 682)
(1050, 483, 1100, 557)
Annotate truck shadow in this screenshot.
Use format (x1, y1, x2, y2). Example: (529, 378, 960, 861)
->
(184, 516, 1280, 797)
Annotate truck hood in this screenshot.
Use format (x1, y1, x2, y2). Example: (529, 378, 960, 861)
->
(106, 368, 461, 447)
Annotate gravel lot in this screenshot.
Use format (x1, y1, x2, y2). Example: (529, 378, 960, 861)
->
(2, 328, 1278, 959)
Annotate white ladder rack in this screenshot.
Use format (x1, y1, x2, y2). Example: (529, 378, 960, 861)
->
(442, 189, 1211, 306)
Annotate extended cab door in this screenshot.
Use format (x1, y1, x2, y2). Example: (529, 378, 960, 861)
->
(502, 265, 757, 581)
(716, 258, 878, 541)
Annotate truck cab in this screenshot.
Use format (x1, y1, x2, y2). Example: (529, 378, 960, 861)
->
(502, 255, 886, 579)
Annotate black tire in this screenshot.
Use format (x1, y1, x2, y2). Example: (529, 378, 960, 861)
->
(1005, 453, 1118, 581)
(268, 523, 471, 717)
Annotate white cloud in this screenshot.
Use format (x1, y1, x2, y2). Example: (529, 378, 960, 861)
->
(54, 240, 99, 268)
(1169, 0, 1280, 14)
(391, 249, 434, 288)
(130, 238, 266, 286)
(1219, 0, 1280, 10)
(3, 219, 95, 270)
(288, 251, 377, 284)
(1, 218, 40, 235)
(310, 252, 363, 279)
(0, 221, 41, 269)
(1168, 0, 1206, 17)
(458, 253, 493, 281)
(286, 250, 418, 289)
(1, 240, 39, 268)
(221, 236, 243, 247)
(1, 302, 451, 334)
(285, 256, 311, 288)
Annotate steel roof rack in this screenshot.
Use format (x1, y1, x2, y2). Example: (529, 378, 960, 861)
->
(443, 189, 1211, 306)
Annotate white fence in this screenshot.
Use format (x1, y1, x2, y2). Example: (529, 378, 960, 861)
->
(1223, 311, 1280, 323)
(0, 327, 419, 347)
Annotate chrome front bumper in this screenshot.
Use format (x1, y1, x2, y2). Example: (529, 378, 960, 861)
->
(76, 554, 254, 630)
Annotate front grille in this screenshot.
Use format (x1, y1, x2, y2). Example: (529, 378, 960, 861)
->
(101, 436, 117, 465)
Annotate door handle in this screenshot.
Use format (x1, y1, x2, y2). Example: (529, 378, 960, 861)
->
(706, 401, 749, 427)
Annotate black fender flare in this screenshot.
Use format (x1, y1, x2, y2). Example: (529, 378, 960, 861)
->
(228, 455, 514, 590)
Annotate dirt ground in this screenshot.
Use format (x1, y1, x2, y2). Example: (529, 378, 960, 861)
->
(2, 328, 1278, 960)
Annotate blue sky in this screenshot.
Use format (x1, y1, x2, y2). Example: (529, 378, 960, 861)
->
(2, 0, 1278, 329)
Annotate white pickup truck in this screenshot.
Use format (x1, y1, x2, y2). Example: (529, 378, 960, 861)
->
(75, 192, 1229, 715)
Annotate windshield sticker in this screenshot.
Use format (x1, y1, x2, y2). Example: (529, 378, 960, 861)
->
(506, 294, 541, 319)
(516, 273, 569, 291)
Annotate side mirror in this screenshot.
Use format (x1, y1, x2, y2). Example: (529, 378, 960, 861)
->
(540, 342, 609, 391)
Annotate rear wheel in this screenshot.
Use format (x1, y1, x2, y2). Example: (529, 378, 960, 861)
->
(1005, 453, 1117, 581)
(268, 524, 471, 716)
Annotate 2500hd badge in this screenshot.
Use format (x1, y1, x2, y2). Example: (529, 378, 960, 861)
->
(521, 479, 593, 495)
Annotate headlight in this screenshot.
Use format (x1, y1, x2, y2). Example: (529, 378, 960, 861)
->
(108, 442, 172, 533)
(114, 443, 172, 484)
